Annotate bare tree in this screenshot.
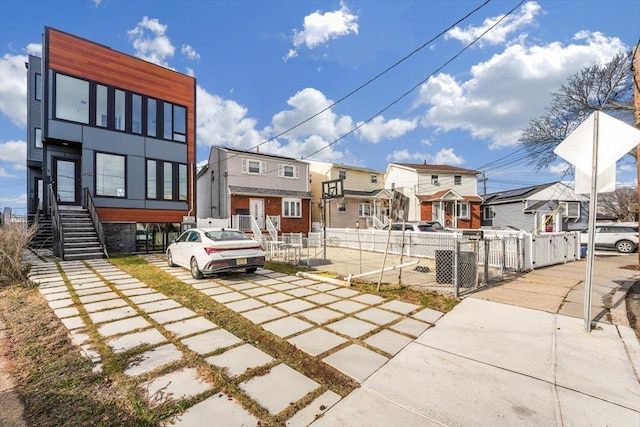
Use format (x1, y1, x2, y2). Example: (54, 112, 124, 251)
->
(598, 187, 638, 222)
(520, 52, 636, 171)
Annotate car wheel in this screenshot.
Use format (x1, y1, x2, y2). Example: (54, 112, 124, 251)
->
(615, 240, 635, 253)
(190, 257, 204, 279)
(246, 267, 258, 274)
(167, 251, 176, 267)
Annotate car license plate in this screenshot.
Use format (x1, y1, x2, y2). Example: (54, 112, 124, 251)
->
(236, 258, 247, 265)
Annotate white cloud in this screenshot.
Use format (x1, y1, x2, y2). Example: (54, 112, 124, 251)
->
(0, 52, 28, 127)
(26, 43, 42, 57)
(0, 140, 27, 163)
(385, 148, 464, 166)
(548, 162, 569, 175)
(181, 44, 200, 61)
(356, 116, 418, 143)
(286, 1, 358, 60)
(93, 0, 103, 6)
(186, 67, 195, 77)
(446, 1, 542, 47)
(417, 31, 627, 149)
(618, 164, 634, 172)
(0, 193, 27, 204)
(127, 17, 175, 67)
(0, 167, 15, 178)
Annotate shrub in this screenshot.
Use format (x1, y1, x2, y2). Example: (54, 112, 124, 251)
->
(0, 223, 36, 286)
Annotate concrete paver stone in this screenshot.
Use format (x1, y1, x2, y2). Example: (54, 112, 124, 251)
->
(54, 306, 80, 319)
(258, 292, 294, 304)
(78, 291, 120, 304)
(299, 307, 343, 324)
(200, 286, 233, 296)
(191, 281, 220, 290)
(242, 286, 275, 297)
(354, 308, 401, 325)
(327, 288, 360, 298)
(412, 307, 443, 324)
(120, 287, 156, 297)
(389, 318, 430, 337)
(129, 293, 168, 305)
(228, 282, 258, 291)
(82, 298, 129, 313)
(124, 343, 183, 377)
(205, 343, 274, 377)
(274, 299, 316, 314)
(147, 307, 198, 324)
(74, 286, 112, 297)
(254, 278, 282, 286)
(322, 344, 388, 383)
(308, 283, 338, 292)
(270, 282, 299, 292)
(171, 394, 259, 427)
(43, 291, 72, 302)
(240, 364, 320, 415)
(180, 329, 242, 355)
(241, 306, 288, 324)
(326, 318, 377, 338)
(327, 300, 368, 314)
(211, 291, 247, 303)
(350, 294, 385, 305)
(142, 367, 210, 406)
(378, 300, 420, 314)
(364, 330, 412, 356)
(39, 285, 70, 295)
(304, 293, 341, 305)
(47, 298, 74, 309)
(286, 390, 341, 427)
(88, 306, 139, 323)
(290, 279, 318, 286)
(98, 316, 151, 337)
(137, 299, 182, 313)
(262, 317, 314, 338)
(288, 328, 347, 357)
(60, 316, 85, 330)
(286, 288, 318, 298)
(225, 298, 265, 313)
(163, 317, 217, 338)
(108, 328, 167, 354)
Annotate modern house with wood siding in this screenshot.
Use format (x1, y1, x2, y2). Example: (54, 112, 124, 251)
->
(197, 146, 312, 235)
(384, 162, 482, 229)
(26, 27, 196, 258)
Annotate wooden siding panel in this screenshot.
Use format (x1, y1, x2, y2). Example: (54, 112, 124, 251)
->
(97, 207, 187, 223)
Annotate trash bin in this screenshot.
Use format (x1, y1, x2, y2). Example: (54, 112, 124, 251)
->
(580, 245, 587, 258)
(435, 250, 453, 283)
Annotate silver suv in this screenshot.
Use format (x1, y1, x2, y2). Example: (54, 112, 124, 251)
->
(387, 221, 448, 232)
(580, 223, 638, 253)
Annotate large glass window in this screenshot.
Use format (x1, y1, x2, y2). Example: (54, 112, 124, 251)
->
(35, 73, 42, 101)
(163, 102, 172, 140)
(358, 203, 372, 217)
(96, 153, 125, 197)
(34, 128, 42, 148)
(283, 198, 302, 218)
(179, 164, 188, 201)
(456, 202, 470, 219)
(115, 89, 126, 131)
(132, 94, 142, 134)
(173, 105, 186, 142)
(278, 164, 299, 178)
(96, 84, 108, 127)
(163, 162, 173, 200)
(242, 159, 265, 175)
(147, 98, 157, 137)
(147, 160, 157, 199)
(55, 74, 89, 124)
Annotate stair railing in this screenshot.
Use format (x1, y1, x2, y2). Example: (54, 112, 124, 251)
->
(84, 187, 109, 258)
(49, 184, 64, 260)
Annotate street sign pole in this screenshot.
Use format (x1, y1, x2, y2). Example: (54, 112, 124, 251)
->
(583, 111, 600, 333)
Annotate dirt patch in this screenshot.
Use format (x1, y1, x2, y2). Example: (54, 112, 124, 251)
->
(621, 264, 640, 271)
(626, 281, 640, 339)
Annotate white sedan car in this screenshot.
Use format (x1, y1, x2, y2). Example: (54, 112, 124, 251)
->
(167, 228, 265, 279)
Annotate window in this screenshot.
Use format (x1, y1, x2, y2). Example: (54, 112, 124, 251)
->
(96, 84, 108, 127)
(173, 105, 186, 141)
(115, 89, 126, 131)
(431, 175, 439, 185)
(36, 178, 43, 210)
(35, 73, 42, 101)
(147, 160, 157, 199)
(96, 153, 125, 197)
(562, 202, 580, 219)
(163, 162, 173, 200)
(338, 170, 347, 180)
(282, 198, 302, 218)
(358, 203, 372, 217)
(147, 98, 157, 137)
(34, 128, 42, 148)
(163, 102, 172, 139)
(242, 159, 266, 175)
(179, 164, 188, 201)
(132, 94, 142, 134)
(456, 202, 470, 219)
(337, 202, 346, 212)
(483, 206, 495, 220)
(278, 164, 299, 178)
(454, 175, 462, 185)
(371, 174, 378, 184)
(55, 74, 89, 124)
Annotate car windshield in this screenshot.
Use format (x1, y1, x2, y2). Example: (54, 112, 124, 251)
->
(204, 230, 253, 242)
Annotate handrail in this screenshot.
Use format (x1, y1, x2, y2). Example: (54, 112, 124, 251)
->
(249, 215, 262, 242)
(266, 216, 279, 241)
(84, 187, 109, 258)
(49, 184, 64, 260)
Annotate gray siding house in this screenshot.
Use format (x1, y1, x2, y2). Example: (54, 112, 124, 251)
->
(481, 182, 589, 233)
(197, 146, 312, 234)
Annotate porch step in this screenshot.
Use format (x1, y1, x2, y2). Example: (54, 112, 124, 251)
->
(58, 207, 105, 261)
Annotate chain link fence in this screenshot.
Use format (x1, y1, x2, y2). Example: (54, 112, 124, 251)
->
(264, 230, 526, 295)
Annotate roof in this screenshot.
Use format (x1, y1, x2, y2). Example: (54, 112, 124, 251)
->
(417, 189, 483, 203)
(344, 189, 390, 199)
(481, 182, 558, 205)
(389, 163, 479, 175)
(306, 160, 384, 174)
(216, 146, 305, 164)
(228, 186, 312, 199)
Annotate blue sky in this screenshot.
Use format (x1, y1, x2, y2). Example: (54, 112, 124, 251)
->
(1, 0, 639, 215)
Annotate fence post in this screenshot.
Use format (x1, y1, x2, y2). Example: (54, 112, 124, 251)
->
(454, 238, 459, 298)
(484, 238, 490, 286)
(501, 238, 506, 276)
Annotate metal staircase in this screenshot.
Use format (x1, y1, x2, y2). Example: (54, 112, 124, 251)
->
(58, 206, 104, 260)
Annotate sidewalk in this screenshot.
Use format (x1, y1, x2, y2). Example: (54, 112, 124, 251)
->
(312, 253, 640, 426)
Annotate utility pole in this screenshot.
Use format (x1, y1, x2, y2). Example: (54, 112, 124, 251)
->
(478, 172, 488, 195)
(633, 42, 640, 265)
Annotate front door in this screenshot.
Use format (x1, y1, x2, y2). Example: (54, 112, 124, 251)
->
(250, 198, 265, 229)
(54, 158, 80, 205)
